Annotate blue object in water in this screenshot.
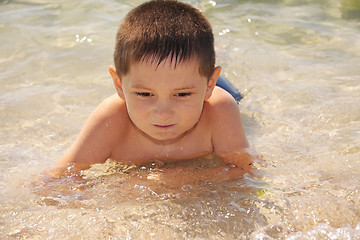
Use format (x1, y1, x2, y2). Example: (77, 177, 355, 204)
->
(216, 75, 243, 103)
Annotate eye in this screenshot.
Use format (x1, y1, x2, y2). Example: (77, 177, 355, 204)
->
(136, 92, 153, 97)
(175, 92, 192, 97)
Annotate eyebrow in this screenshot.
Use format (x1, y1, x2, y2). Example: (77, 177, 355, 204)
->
(174, 86, 197, 91)
(130, 84, 153, 90)
(130, 84, 197, 91)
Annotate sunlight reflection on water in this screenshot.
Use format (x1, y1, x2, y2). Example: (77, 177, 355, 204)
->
(0, 0, 359, 239)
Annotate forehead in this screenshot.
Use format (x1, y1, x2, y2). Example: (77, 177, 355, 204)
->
(136, 55, 200, 72)
(125, 56, 206, 85)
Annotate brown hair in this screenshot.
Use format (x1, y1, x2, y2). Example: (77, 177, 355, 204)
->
(113, 0, 215, 80)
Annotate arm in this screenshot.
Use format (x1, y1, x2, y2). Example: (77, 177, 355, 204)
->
(46, 95, 126, 177)
(210, 87, 253, 172)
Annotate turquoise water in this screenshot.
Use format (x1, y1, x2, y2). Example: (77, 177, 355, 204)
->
(1, 0, 360, 239)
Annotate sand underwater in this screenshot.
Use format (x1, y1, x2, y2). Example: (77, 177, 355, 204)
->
(0, 0, 359, 239)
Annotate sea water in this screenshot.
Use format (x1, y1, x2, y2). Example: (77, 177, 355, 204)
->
(0, 0, 359, 239)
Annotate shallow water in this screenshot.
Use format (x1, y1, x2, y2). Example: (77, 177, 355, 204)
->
(1, 0, 359, 239)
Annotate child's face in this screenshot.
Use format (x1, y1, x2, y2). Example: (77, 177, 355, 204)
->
(113, 57, 218, 143)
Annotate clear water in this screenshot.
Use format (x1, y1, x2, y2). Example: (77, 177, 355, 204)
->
(1, 0, 359, 239)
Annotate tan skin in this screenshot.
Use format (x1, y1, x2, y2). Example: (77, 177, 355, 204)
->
(48, 57, 253, 184)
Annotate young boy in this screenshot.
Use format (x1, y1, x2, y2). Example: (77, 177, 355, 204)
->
(50, 0, 253, 179)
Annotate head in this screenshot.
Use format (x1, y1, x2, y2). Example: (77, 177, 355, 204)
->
(113, 0, 216, 80)
(109, 0, 221, 143)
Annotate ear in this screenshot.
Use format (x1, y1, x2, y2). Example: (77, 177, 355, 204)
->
(204, 66, 221, 100)
(108, 66, 125, 99)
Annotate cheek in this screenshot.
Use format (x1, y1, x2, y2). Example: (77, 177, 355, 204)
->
(178, 101, 204, 122)
(125, 99, 148, 121)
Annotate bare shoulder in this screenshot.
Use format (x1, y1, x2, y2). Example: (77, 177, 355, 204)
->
(56, 94, 129, 167)
(91, 94, 129, 127)
(78, 94, 131, 150)
(206, 86, 241, 118)
(205, 86, 249, 154)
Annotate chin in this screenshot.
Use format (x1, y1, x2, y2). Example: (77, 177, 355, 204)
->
(148, 131, 187, 143)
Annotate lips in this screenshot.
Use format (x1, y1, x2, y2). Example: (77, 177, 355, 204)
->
(153, 124, 175, 129)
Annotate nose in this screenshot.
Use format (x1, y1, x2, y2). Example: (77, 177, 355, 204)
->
(153, 99, 174, 121)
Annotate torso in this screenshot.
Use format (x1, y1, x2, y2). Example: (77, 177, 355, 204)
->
(108, 98, 214, 166)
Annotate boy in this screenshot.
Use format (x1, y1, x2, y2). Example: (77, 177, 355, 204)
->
(50, 0, 253, 179)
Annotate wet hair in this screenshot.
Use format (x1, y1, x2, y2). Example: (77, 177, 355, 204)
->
(113, 0, 215, 80)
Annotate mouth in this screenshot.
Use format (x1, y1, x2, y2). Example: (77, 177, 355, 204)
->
(153, 124, 175, 129)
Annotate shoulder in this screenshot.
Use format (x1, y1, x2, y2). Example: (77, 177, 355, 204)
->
(204, 86, 249, 153)
(82, 94, 132, 146)
(94, 94, 126, 117)
(205, 86, 241, 119)
(89, 94, 129, 129)
(56, 95, 130, 167)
